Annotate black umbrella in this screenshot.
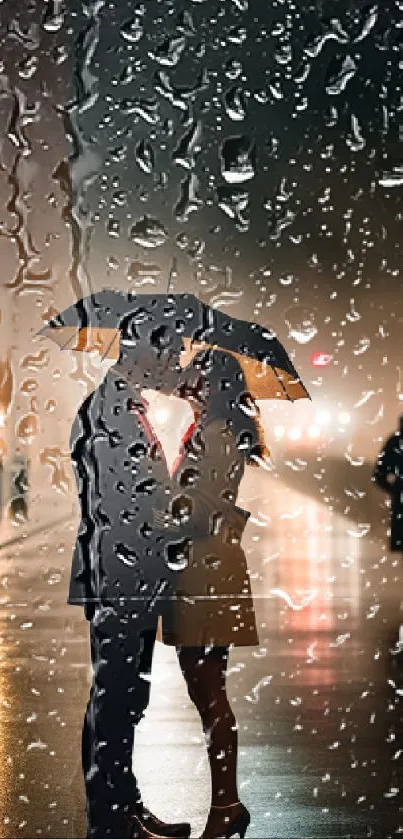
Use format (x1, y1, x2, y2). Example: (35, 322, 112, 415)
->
(38, 290, 310, 402)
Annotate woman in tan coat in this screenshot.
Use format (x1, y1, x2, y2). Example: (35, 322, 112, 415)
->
(154, 348, 269, 839)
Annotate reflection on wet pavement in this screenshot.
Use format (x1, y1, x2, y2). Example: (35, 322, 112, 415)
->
(0, 471, 401, 838)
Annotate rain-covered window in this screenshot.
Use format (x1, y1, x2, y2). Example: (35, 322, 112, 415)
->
(0, 1, 401, 836)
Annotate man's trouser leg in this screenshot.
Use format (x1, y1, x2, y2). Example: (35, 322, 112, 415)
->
(81, 607, 157, 835)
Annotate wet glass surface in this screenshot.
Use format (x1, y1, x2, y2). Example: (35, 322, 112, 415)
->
(0, 0, 402, 836)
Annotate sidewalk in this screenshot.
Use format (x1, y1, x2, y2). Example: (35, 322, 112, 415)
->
(0, 476, 401, 837)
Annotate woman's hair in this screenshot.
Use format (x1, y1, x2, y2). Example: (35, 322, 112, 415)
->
(176, 347, 270, 465)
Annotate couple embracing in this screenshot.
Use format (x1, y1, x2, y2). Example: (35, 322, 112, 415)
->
(40, 291, 308, 839)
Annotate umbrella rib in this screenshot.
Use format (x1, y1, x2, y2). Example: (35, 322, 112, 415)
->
(59, 331, 82, 351)
(166, 257, 177, 293)
(271, 364, 291, 400)
(101, 331, 119, 361)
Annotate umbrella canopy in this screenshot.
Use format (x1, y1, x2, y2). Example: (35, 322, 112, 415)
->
(179, 337, 307, 401)
(38, 290, 310, 402)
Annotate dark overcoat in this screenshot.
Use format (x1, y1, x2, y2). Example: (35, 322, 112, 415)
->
(69, 366, 259, 645)
(68, 368, 179, 625)
(373, 433, 403, 551)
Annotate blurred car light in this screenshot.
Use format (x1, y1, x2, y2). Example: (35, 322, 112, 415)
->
(311, 352, 333, 367)
(315, 409, 332, 426)
(274, 425, 285, 439)
(288, 427, 302, 440)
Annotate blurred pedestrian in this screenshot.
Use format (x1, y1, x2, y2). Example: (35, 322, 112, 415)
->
(373, 415, 403, 651)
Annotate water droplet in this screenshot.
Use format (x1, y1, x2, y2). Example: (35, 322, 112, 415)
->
(224, 58, 243, 80)
(18, 55, 38, 79)
(154, 68, 208, 111)
(175, 173, 203, 221)
(7, 496, 28, 525)
(325, 55, 357, 96)
(164, 538, 191, 571)
(17, 413, 38, 445)
(353, 3, 378, 43)
(39, 447, 70, 493)
(220, 136, 255, 184)
(223, 85, 247, 121)
(43, 1, 64, 32)
(149, 36, 186, 67)
(135, 139, 155, 174)
(114, 542, 140, 568)
(20, 378, 38, 394)
(227, 26, 247, 45)
(120, 15, 144, 43)
(107, 218, 120, 238)
(245, 675, 273, 704)
(217, 186, 249, 231)
(43, 568, 62, 586)
(135, 478, 157, 495)
(121, 97, 160, 125)
(21, 350, 49, 371)
(171, 495, 193, 524)
(53, 44, 68, 65)
(304, 18, 349, 58)
(178, 467, 199, 488)
(284, 307, 318, 344)
(379, 166, 403, 188)
(176, 10, 196, 35)
(203, 555, 222, 570)
(346, 114, 366, 151)
(130, 216, 168, 248)
(128, 441, 148, 461)
(126, 261, 161, 287)
(346, 523, 371, 538)
(173, 120, 202, 170)
(0, 355, 14, 417)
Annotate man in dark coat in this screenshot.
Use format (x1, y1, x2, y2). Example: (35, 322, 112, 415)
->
(70, 314, 275, 838)
(372, 415, 403, 652)
(70, 309, 193, 838)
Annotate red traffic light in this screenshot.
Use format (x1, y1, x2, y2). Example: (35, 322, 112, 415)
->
(311, 352, 332, 367)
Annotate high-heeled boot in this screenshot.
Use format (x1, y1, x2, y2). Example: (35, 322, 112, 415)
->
(198, 802, 250, 839)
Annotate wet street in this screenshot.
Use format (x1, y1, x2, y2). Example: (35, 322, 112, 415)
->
(0, 470, 402, 838)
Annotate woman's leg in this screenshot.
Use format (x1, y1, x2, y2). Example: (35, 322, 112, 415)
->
(176, 645, 239, 807)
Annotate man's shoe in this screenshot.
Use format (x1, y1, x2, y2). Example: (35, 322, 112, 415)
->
(128, 804, 191, 838)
